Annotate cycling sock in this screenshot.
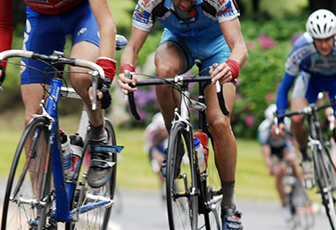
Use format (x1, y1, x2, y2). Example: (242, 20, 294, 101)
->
(166, 124, 172, 135)
(221, 180, 236, 209)
(90, 123, 106, 141)
(300, 148, 310, 161)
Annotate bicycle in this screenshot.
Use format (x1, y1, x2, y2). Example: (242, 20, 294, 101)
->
(0, 48, 124, 230)
(280, 158, 314, 230)
(126, 61, 230, 230)
(275, 101, 336, 230)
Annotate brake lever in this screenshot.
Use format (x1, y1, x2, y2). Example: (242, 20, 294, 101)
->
(91, 70, 99, 110)
(125, 70, 140, 121)
(212, 63, 229, 116)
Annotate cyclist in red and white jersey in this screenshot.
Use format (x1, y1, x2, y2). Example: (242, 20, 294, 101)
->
(0, 0, 117, 190)
(118, 1, 247, 229)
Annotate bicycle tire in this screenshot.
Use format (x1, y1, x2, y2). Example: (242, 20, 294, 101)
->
(166, 121, 199, 230)
(202, 140, 223, 230)
(68, 118, 117, 230)
(1, 117, 53, 230)
(314, 146, 336, 230)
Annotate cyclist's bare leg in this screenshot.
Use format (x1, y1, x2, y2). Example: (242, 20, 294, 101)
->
(69, 41, 104, 128)
(154, 42, 188, 126)
(274, 162, 286, 205)
(204, 82, 237, 207)
(284, 152, 303, 180)
(21, 84, 49, 198)
(291, 97, 309, 159)
(151, 149, 165, 188)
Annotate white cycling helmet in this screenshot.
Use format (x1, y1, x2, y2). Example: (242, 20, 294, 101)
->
(264, 104, 277, 122)
(306, 9, 336, 39)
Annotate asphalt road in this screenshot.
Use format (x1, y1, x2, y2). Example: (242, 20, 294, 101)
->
(0, 179, 332, 230)
(110, 189, 331, 230)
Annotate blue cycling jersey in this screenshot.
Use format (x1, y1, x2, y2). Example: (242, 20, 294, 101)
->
(132, 0, 240, 39)
(276, 32, 336, 115)
(132, 0, 240, 80)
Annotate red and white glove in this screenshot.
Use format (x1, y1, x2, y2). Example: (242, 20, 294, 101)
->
(120, 63, 135, 74)
(225, 59, 240, 80)
(96, 57, 117, 84)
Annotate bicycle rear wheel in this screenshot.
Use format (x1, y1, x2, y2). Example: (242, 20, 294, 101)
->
(290, 179, 315, 230)
(166, 122, 199, 230)
(69, 118, 117, 230)
(314, 147, 336, 230)
(1, 117, 53, 230)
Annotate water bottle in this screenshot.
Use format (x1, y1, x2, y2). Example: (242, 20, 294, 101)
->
(69, 133, 84, 179)
(60, 129, 72, 177)
(194, 137, 206, 173)
(193, 130, 209, 167)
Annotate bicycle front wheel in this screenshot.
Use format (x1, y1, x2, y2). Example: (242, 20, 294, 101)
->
(314, 147, 336, 230)
(290, 179, 315, 230)
(70, 118, 117, 230)
(1, 117, 53, 230)
(166, 122, 199, 230)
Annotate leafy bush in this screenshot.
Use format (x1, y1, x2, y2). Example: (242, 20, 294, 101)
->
(233, 16, 307, 138)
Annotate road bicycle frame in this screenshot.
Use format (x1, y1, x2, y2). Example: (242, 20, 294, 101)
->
(125, 62, 229, 230)
(0, 49, 112, 223)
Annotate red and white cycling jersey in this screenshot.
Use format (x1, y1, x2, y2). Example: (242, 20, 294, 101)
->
(22, 0, 86, 14)
(0, 0, 86, 68)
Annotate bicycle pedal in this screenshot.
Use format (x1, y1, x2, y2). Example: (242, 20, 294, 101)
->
(90, 144, 124, 153)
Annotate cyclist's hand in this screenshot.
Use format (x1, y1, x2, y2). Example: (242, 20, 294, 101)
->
(118, 63, 137, 95)
(0, 65, 5, 85)
(96, 57, 117, 83)
(271, 123, 285, 138)
(210, 60, 240, 85)
(88, 84, 111, 110)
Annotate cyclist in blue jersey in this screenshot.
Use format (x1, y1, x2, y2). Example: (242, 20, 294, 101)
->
(117, 1, 247, 229)
(0, 0, 117, 190)
(272, 9, 336, 190)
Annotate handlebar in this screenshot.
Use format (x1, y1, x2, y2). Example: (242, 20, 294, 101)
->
(274, 101, 336, 134)
(0, 49, 105, 110)
(276, 102, 336, 120)
(125, 72, 229, 121)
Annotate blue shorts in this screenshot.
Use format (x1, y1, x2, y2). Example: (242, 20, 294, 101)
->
(159, 28, 232, 87)
(292, 71, 336, 103)
(21, 1, 99, 85)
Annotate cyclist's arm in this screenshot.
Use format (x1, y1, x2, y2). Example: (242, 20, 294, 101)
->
(211, 18, 248, 85)
(261, 145, 273, 174)
(220, 18, 247, 67)
(89, 0, 116, 60)
(276, 72, 296, 116)
(118, 27, 150, 94)
(89, 0, 117, 84)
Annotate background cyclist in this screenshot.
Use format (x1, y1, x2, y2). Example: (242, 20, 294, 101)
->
(144, 112, 168, 200)
(0, 0, 117, 190)
(258, 104, 305, 222)
(117, 0, 247, 229)
(272, 9, 336, 190)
